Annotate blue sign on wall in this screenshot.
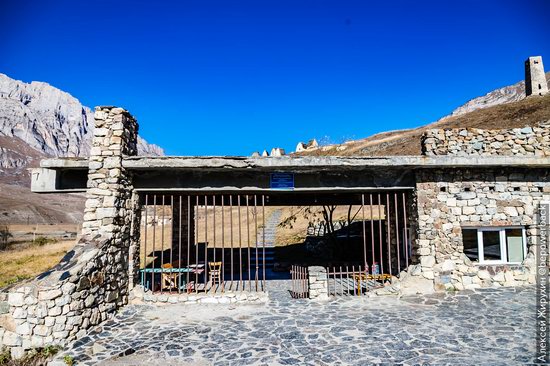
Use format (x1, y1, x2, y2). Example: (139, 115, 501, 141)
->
(270, 173, 295, 190)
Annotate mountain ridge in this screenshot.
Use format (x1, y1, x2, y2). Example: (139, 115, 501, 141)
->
(0, 73, 164, 182)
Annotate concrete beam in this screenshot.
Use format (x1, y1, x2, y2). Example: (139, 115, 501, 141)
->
(122, 155, 550, 170)
(30, 168, 58, 192)
(38, 155, 550, 170)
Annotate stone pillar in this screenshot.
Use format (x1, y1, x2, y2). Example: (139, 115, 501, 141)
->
(80, 106, 139, 302)
(308, 266, 328, 300)
(82, 106, 138, 238)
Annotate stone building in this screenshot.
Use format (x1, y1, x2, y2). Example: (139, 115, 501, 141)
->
(525, 56, 549, 96)
(1, 105, 548, 357)
(1, 61, 549, 355)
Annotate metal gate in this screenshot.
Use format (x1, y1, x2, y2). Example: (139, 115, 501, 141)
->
(290, 265, 309, 299)
(139, 193, 267, 294)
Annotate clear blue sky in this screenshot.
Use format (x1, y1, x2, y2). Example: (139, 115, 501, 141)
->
(1, 1, 549, 156)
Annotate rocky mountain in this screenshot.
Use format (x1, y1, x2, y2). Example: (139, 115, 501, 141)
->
(444, 77, 529, 118)
(0, 73, 164, 224)
(0, 73, 163, 182)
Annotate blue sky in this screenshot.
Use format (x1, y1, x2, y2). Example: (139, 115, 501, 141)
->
(1, 1, 549, 156)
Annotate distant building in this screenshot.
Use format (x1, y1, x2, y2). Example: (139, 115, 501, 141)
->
(295, 139, 319, 152)
(525, 56, 549, 96)
(270, 147, 285, 156)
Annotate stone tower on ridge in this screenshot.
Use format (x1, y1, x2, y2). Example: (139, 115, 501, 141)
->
(525, 56, 549, 97)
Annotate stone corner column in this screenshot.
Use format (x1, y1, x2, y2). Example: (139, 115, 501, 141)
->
(308, 266, 329, 300)
(81, 106, 138, 239)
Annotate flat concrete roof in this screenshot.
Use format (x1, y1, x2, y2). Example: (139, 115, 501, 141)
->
(40, 155, 550, 171)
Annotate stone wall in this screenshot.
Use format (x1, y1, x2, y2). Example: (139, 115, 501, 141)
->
(307, 266, 328, 300)
(0, 107, 139, 358)
(414, 168, 543, 291)
(131, 287, 268, 305)
(422, 124, 550, 156)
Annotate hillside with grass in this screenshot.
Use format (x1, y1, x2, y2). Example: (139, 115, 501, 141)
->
(297, 73, 550, 157)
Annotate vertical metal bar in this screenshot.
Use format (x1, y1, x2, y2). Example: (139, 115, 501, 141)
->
(204, 196, 208, 292)
(361, 194, 367, 269)
(304, 267, 307, 298)
(327, 266, 331, 296)
(170, 195, 174, 294)
(370, 194, 375, 270)
(195, 196, 199, 293)
(152, 195, 157, 292)
(178, 195, 182, 293)
(394, 192, 401, 274)
(332, 267, 335, 296)
(143, 194, 148, 289)
(386, 193, 392, 276)
(161, 195, 165, 294)
(352, 265, 356, 296)
(230, 195, 234, 290)
(300, 267, 306, 299)
(186, 195, 190, 288)
(346, 264, 349, 295)
(339, 265, 343, 296)
(254, 195, 259, 291)
(262, 195, 266, 292)
(238, 195, 243, 290)
(246, 195, 251, 292)
(213, 195, 216, 293)
(290, 264, 294, 297)
(213, 195, 216, 263)
(402, 192, 409, 269)
(221, 195, 225, 292)
(378, 193, 384, 275)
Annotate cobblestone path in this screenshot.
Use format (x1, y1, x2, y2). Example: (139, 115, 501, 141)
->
(53, 282, 536, 365)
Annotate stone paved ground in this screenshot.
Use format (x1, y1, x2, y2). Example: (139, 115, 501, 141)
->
(53, 282, 537, 365)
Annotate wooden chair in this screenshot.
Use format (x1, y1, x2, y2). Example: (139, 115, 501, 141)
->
(161, 263, 178, 291)
(208, 261, 222, 287)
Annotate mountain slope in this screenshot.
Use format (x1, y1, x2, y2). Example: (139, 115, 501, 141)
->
(298, 72, 550, 157)
(0, 73, 164, 224)
(0, 73, 163, 181)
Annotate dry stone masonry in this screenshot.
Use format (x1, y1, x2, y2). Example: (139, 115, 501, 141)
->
(412, 125, 547, 292)
(414, 168, 540, 291)
(0, 107, 140, 358)
(525, 56, 549, 97)
(422, 123, 550, 156)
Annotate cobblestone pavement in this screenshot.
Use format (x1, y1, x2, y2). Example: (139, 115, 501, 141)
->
(53, 282, 536, 365)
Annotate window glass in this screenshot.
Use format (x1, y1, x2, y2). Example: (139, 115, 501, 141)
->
(506, 229, 524, 262)
(482, 231, 501, 261)
(462, 229, 479, 261)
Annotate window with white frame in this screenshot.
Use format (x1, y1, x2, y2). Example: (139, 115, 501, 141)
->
(462, 227, 527, 264)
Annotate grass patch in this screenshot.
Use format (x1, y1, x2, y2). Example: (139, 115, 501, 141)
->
(0, 240, 75, 288)
(0, 346, 61, 366)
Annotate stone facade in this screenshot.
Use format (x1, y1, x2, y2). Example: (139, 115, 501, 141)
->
(415, 123, 547, 291)
(414, 168, 542, 290)
(0, 107, 139, 358)
(422, 123, 550, 156)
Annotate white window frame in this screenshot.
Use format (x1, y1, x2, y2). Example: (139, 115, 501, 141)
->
(463, 226, 527, 265)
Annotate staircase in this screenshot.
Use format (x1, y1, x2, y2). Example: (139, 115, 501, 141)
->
(250, 209, 282, 279)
